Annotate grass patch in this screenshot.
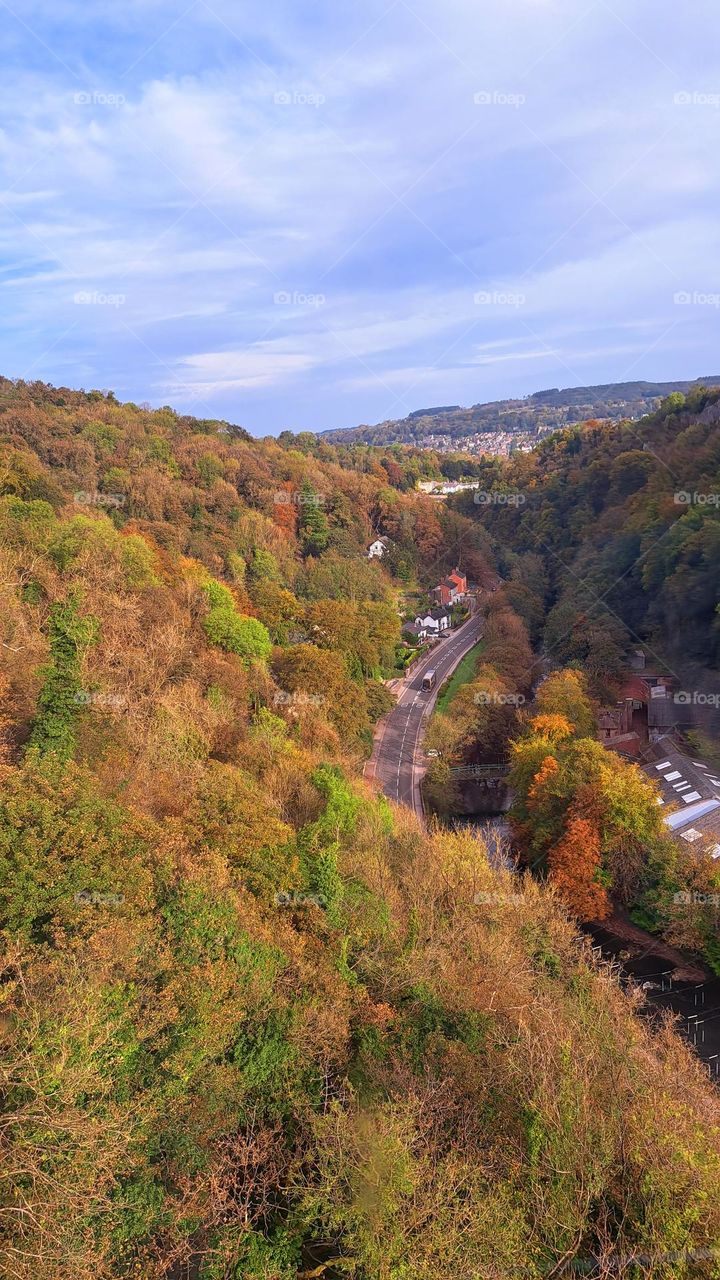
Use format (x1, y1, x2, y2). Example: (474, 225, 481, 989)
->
(434, 640, 485, 714)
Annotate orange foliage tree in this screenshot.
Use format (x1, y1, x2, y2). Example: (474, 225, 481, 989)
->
(529, 713, 573, 743)
(527, 754, 559, 806)
(548, 813, 610, 921)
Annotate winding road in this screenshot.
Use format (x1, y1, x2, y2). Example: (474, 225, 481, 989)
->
(365, 610, 485, 822)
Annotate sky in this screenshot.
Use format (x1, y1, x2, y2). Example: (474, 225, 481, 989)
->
(1, 0, 719, 435)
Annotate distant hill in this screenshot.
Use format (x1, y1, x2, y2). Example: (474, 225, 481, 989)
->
(407, 404, 461, 419)
(323, 377, 720, 453)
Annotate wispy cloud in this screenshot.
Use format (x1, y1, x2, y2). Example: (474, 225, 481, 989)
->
(0, 0, 718, 430)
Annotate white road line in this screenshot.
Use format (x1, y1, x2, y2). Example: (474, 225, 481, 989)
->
(368, 614, 483, 820)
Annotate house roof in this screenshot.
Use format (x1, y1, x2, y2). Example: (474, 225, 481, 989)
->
(665, 799, 720, 831)
(621, 674, 652, 702)
(608, 732, 643, 757)
(665, 801, 720, 861)
(648, 693, 679, 729)
(598, 708, 625, 730)
(642, 743, 720, 854)
(429, 607, 451, 621)
(644, 743, 720, 807)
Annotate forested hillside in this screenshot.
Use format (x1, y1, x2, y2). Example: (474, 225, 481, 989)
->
(3, 379, 720, 1278)
(456, 385, 720, 702)
(322, 377, 720, 450)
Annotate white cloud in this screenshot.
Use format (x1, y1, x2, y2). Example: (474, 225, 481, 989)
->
(170, 343, 320, 393)
(0, 0, 718, 428)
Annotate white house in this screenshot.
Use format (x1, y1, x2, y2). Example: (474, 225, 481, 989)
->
(417, 480, 481, 497)
(415, 608, 451, 635)
(367, 536, 390, 559)
(402, 620, 428, 644)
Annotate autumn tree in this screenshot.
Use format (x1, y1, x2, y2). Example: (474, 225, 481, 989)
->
(425, 662, 524, 768)
(29, 593, 98, 761)
(509, 711, 683, 928)
(249, 580, 302, 644)
(548, 812, 610, 921)
(529, 713, 573, 743)
(298, 481, 329, 557)
(482, 602, 533, 689)
(533, 669, 596, 737)
(202, 579, 272, 661)
(272, 642, 370, 741)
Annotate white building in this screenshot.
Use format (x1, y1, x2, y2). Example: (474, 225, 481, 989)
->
(415, 609, 451, 635)
(367, 537, 390, 559)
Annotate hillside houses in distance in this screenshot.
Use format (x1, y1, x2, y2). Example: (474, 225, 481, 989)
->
(322, 377, 720, 453)
(418, 431, 545, 457)
(416, 479, 481, 497)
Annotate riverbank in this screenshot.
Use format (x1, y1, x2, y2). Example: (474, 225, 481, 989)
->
(450, 815, 720, 1069)
(590, 908, 708, 982)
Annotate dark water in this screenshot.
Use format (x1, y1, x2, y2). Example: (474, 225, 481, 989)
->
(587, 923, 720, 1076)
(452, 814, 720, 1078)
(446, 814, 512, 869)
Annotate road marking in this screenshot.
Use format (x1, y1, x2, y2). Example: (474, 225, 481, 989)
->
(369, 614, 483, 820)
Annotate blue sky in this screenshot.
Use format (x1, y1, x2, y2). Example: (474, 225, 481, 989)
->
(1, 0, 719, 434)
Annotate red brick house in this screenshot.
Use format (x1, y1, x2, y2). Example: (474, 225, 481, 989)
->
(430, 568, 467, 607)
(431, 580, 455, 607)
(447, 568, 467, 594)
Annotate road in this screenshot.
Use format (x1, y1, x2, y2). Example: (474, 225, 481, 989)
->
(366, 611, 485, 822)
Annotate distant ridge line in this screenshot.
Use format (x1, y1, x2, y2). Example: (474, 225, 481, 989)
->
(321, 375, 720, 449)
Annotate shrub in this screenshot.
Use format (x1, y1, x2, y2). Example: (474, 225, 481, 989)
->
(29, 593, 99, 761)
(204, 607, 272, 661)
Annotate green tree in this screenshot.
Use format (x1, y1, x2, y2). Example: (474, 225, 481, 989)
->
(29, 593, 98, 761)
(298, 481, 329, 557)
(533, 669, 596, 737)
(204, 608, 271, 661)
